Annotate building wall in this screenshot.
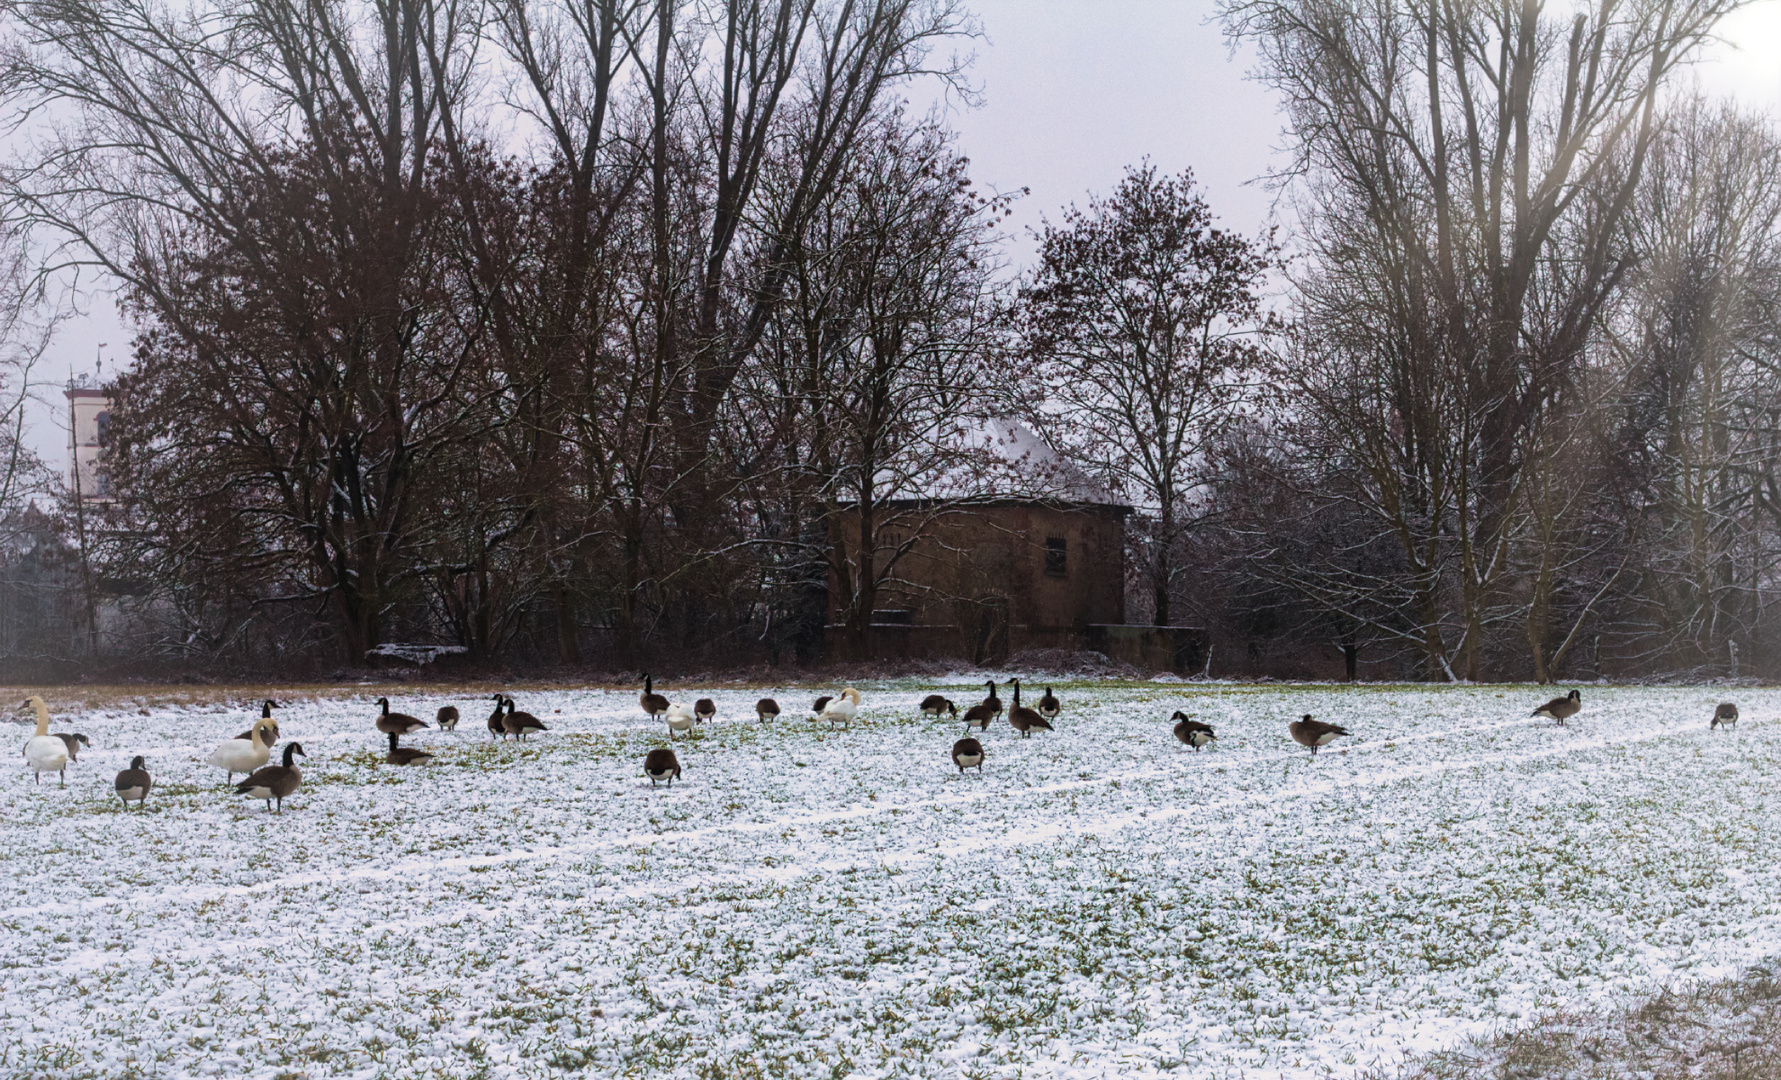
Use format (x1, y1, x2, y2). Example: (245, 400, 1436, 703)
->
(65, 387, 114, 500)
(829, 501, 1128, 660)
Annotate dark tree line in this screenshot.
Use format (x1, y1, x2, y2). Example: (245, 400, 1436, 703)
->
(2, 0, 1779, 681)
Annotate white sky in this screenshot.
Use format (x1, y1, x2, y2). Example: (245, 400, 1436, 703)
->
(22, 0, 1781, 471)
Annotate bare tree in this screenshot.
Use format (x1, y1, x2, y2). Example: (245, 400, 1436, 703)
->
(1012, 163, 1276, 627)
(1225, 0, 1742, 678)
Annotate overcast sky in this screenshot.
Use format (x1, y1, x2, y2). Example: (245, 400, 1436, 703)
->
(22, 0, 1781, 469)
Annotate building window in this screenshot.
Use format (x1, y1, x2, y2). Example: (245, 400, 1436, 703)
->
(95, 411, 112, 447)
(1044, 536, 1067, 577)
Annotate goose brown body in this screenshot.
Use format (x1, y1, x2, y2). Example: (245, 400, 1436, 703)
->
(1008, 680, 1052, 737)
(755, 698, 780, 722)
(1171, 711, 1215, 751)
(640, 675, 670, 720)
(236, 742, 305, 812)
(114, 755, 152, 808)
(53, 733, 91, 761)
(1289, 715, 1349, 755)
(694, 698, 716, 723)
(386, 732, 437, 766)
(1532, 689, 1582, 725)
(919, 694, 954, 716)
(487, 695, 507, 739)
(643, 748, 681, 787)
(436, 706, 460, 731)
(501, 699, 548, 739)
(375, 698, 428, 735)
(1712, 702, 1739, 730)
(1037, 687, 1061, 720)
(961, 702, 995, 731)
(951, 737, 984, 774)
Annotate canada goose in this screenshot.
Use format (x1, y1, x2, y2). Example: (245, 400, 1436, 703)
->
(811, 695, 833, 716)
(1712, 702, 1739, 730)
(436, 706, 460, 731)
(1171, 711, 1215, 751)
(236, 742, 305, 812)
(385, 731, 437, 766)
(233, 701, 281, 745)
(206, 716, 274, 783)
(919, 694, 955, 716)
(640, 674, 670, 721)
(1008, 680, 1053, 738)
(755, 697, 780, 722)
(487, 694, 507, 739)
(1532, 689, 1581, 725)
(665, 702, 696, 738)
(21, 696, 68, 787)
(951, 737, 985, 774)
(961, 701, 995, 732)
(375, 697, 428, 735)
(694, 698, 717, 724)
(820, 688, 862, 728)
(53, 732, 92, 761)
(980, 680, 1003, 717)
(644, 747, 682, 787)
(1290, 714, 1349, 755)
(501, 698, 548, 740)
(1037, 686, 1061, 720)
(115, 755, 152, 808)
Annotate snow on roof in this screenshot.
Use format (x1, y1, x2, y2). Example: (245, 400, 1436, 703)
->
(899, 416, 1125, 506)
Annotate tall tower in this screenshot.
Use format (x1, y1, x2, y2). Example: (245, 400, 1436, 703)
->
(65, 378, 114, 502)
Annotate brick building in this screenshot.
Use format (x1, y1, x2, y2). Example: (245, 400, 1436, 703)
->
(828, 419, 1135, 663)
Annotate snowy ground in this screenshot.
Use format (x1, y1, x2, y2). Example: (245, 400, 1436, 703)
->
(3, 680, 1780, 1079)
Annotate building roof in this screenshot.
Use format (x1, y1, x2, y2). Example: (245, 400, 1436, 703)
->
(896, 416, 1126, 508)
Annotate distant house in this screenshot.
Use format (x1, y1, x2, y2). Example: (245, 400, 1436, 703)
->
(828, 418, 1133, 664)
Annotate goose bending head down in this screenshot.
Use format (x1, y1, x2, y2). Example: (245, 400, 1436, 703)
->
(664, 702, 697, 738)
(21, 696, 68, 787)
(644, 748, 682, 787)
(207, 716, 274, 784)
(236, 742, 306, 812)
(755, 697, 781, 723)
(1712, 702, 1739, 730)
(951, 737, 985, 774)
(436, 705, 460, 731)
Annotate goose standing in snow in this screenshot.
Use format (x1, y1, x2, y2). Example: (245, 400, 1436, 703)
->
(961, 700, 995, 732)
(375, 697, 428, 735)
(436, 705, 460, 731)
(54, 732, 92, 761)
(1007, 680, 1052, 738)
(21, 696, 68, 787)
(755, 697, 781, 723)
(1532, 689, 1581, 725)
(640, 675, 670, 722)
(1289, 715, 1349, 755)
(644, 748, 682, 787)
(233, 700, 280, 745)
(979, 681, 1003, 718)
(951, 737, 985, 774)
(237, 742, 305, 813)
(385, 732, 437, 766)
(487, 694, 508, 739)
(1037, 686, 1061, 721)
(1171, 711, 1215, 751)
(694, 698, 717, 724)
(1712, 702, 1739, 730)
(115, 756, 152, 808)
(665, 702, 696, 739)
(501, 698, 548, 740)
(811, 695, 833, 717)
(820, 688, 862, 728)
(206, 716, 274, 784)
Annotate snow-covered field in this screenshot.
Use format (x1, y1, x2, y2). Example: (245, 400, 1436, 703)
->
(4, 680, 1780, 1079)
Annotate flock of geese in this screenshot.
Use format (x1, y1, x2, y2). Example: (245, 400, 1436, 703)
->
(15, 684, 1748, 811)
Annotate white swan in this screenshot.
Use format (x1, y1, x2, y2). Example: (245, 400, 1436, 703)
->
(664, 703, 697, 738)
(820, 687, 862, 728)
(207, 716, 273, 783)
(21, 696, 68, 787)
